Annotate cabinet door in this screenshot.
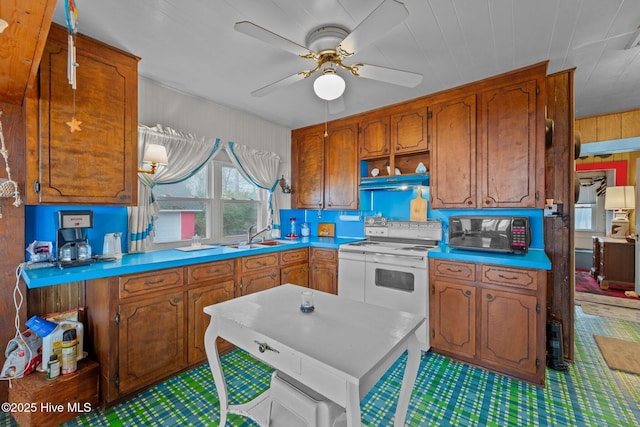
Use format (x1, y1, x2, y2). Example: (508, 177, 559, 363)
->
(478, 79, 541, 207)
(241, 267, 280, 295)
(291, 125, 325, 209)
(479, 288, 539, 376)
(281, 264, 309, 287)
(118, 291, 185, 395)
(430, 279, 476, 358)
(310, 263, 337, 294)
(429, 94, 477, 209)
(391, 107, 428, 155)
(33, 24, 138, 205)
(325, 120, 359, 209)
(187, 280, 235, 365)
(359, 113, 390, 159)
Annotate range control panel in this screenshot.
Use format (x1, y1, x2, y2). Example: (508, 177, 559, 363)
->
(364, 217, 442, 241)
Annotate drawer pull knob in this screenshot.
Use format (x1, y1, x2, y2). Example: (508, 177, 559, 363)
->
(447, 268, 462, 273)
(498, 274, 518, 280)
(254, 340, 279, 354)
(464, 290, 471, 296)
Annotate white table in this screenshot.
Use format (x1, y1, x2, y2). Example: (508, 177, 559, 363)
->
(204, 284, 424, 427)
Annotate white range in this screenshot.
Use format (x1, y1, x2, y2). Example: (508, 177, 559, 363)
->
(338, 217, 442, 351)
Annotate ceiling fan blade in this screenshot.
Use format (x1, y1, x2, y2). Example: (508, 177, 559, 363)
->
(235, 21, 311, 57)
(250, 72, 306, 97)
(572, 31, 634, 50)
(338, 0, 409, 56)
(356, 64, 422, 87)
(328, 97, 345, 114)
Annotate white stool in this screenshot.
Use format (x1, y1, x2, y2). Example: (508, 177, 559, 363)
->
(267, 370, 346, 427)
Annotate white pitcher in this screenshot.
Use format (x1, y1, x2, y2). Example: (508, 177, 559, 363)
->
(102, 232, 122, 259)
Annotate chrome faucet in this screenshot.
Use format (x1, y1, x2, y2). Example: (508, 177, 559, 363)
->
(247, 224, 271, 244)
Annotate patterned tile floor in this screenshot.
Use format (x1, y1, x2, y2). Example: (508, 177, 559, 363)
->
(2, 306, 639, 426)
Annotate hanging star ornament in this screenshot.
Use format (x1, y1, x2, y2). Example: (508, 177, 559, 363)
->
(67, 116, 82, 132)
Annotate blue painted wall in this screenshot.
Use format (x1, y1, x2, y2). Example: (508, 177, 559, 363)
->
(25, 205, 129, 259)
(24, 186, 544, 260)
(281, 186, 545, 249)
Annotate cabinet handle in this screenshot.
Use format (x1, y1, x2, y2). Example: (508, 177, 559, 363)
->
(485, 200, 491, 205)
(144, 279, 164, 286)
(467, 200, 473, 205)
(254, 340, 280, 354)
(396, 146, 400, 150)
(271, 272, 277, 279)
(383, 147, 388, 152)
(486, 293, 494, 300)
(193, 293, 200, 301)
(464, 290, 471, 296)
(498, 274, 518, 280)
(171, 297, 181, 305)
(446, 268, 462, 273)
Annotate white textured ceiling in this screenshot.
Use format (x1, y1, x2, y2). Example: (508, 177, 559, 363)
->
(54, 0, 640, 129)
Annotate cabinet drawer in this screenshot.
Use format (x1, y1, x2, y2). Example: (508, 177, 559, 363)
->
(480, 265, 538, 290)
(280, 248, 308, 265)
(119, 268, 184, 299)
(187, 259, 235, 284)
(242, 253, 279, 272)
(432, 259, 475, 281)
(310, 248, 337, 263)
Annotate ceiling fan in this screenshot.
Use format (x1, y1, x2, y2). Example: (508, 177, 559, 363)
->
(234, 0, 423, 104)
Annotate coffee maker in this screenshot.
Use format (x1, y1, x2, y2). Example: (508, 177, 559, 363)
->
(57, 210, 95, 268)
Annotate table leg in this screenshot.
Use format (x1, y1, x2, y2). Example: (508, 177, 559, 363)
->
(394, 333, 420, 427)
(205, 319, 229, 426)
(345, 381, 362, 427)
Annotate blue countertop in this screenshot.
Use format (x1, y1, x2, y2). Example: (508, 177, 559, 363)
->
(428, 245, 551, 270)
(22, 237, 363, 289)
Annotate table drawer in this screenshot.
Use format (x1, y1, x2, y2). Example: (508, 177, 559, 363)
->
(432, 259, 475, 281)
(187, 259, 235, 284)
(119, 268, 184, 299)
(480, 265, 538, 290)
(220, 319, 301, 375)
(280, 248, 308, 265)
(242, 253, 279, 273)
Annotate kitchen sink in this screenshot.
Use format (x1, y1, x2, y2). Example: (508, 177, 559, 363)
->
(256, 240, 291, 246)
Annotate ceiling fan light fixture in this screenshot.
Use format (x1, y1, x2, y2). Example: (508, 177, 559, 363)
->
(313, 68, 345, 101)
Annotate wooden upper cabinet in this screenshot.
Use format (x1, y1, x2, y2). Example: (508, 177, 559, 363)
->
(478, 78, 542, 208)
(324, 119, 359, 209)
(359, 113, 390, 158)
(391, 107, 428, 155)
(429, 94, 477, 209)
(291, 119, 358, 210)
(291, 124, 325, 209)
(27, 23, 139, 205)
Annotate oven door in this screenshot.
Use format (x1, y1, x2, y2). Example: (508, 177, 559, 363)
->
(364, 252, 429, 350)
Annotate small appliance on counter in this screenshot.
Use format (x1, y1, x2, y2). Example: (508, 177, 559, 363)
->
(56, 210, 95, 268)
(448, 215, 531, 254)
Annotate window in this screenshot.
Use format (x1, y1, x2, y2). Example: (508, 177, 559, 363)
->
(151, 155, 268, 248)
(575, 182, 597, 231)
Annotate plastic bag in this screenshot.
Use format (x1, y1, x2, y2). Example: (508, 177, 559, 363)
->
(1, 330, 42, 379)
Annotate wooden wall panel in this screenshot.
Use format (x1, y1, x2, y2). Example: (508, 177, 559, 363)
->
(545, 69, 575, 361)
(622, 109, 640, 138)
(27, 282, 84, 317)
(0, 102, 26, 403)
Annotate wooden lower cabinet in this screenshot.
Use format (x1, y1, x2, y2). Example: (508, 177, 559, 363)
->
(117, 291, 186, 395)
(429, 259, 546, 386)
(309, 248, 338, 294)
(186, 259, 236, 364)
(280, 248, 309, 287)
(431, 280, 476, 359)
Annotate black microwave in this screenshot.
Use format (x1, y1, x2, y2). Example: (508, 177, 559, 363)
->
(448, 216, 531, 254)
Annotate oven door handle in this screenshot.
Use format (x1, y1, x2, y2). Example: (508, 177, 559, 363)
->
(371, 253, 426, 262)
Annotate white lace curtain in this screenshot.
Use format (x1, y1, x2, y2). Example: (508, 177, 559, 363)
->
(226, 141, 281, 233)
(128, 125, 221, 252)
